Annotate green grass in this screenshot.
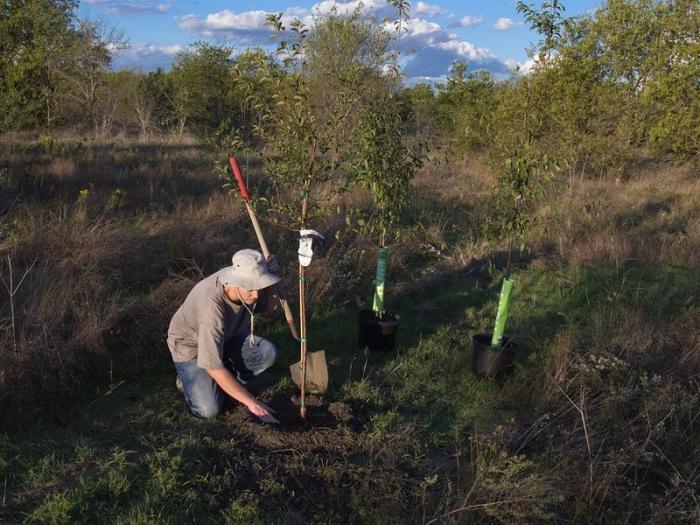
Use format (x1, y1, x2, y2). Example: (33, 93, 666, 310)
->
(4, 258, 696, 523)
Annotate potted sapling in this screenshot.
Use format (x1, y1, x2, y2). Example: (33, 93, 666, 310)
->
(353, 96, 422, 352)
(474, 151, 559, 376)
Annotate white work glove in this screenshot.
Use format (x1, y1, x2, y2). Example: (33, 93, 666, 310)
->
(298, 230, 325, 267)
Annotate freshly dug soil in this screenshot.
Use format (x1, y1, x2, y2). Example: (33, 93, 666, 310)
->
(222, 392, 365, 451)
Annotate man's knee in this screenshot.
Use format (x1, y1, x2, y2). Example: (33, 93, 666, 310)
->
(191, 399, 222, 419)
(248, 337, 277, 374)
(183, 377, 224, 419)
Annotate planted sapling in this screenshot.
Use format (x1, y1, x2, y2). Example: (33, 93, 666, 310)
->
(473, 151, 561, 375)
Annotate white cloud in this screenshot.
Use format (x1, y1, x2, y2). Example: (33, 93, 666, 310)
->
(167, 4, 522, 81)
(503, 57, 536, 74)
(401, 19, 515, 80)
(176, 10, 278, 43)
(414, 2, 446, 17)
(403, 18, 443, 36)
(457, 15, 483, 27)
(519, 58, 536, 74)
(494, 18, 515, 31)
(176, 0, 407, 40)
(435, 40, 493, 61)
(202, 10, 269, 30)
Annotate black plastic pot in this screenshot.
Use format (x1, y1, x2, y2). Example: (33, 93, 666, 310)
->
(472, 333, 517, 377)
(358, 310, 400, 352)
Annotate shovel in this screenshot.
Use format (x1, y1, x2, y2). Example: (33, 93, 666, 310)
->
(290, 260, 328, 397)
(293, 209, 329, 419)
(228, 156, 299, 341)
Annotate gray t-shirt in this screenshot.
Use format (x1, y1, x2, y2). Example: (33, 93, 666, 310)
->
(167, 268, 250, 370)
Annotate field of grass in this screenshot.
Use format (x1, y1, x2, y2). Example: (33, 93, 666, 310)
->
(1, 138, 698, 523)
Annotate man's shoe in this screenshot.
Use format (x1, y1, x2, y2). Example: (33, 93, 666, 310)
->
(175, 376, 184, 393)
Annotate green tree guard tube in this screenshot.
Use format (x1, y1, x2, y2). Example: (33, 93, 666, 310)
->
(491, 278, 514, 347)
(372, 247, 387, 314)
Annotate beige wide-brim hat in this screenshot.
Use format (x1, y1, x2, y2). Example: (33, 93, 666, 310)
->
(220, 249, 281, 290)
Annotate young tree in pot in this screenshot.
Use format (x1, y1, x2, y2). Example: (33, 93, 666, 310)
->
(474, 150, 560, 376)
(353, 95, 423, 352)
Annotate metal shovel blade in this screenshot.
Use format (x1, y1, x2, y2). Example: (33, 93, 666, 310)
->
(290, 350, 328, 393)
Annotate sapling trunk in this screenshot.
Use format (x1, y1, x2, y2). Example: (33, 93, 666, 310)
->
(298, 186, 310, 421)
(298, 263, 307, 420)
(491, 277, 514, 348)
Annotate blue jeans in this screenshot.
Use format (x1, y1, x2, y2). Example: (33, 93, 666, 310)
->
(174, 333, 276, 418)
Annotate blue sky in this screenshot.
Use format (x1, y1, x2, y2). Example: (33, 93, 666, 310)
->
(79, 0, 601, 82)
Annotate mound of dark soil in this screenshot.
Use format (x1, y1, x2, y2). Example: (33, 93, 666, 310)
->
(222, 393, 365, 451)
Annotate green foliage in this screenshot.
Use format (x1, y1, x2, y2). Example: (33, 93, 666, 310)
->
(399, 83, 438, 139)
(386, 0, 411, 56)
(486, 0, 700, 177)
(25, 492, 73, 524)
(516, 0, 567, 63)
(352, 90, 423, 312)
(220, 500, 266, 525)
(488, 151, 561, 251)
(230, 48, 282, 144)
(140, 68, 177, 133)
(0, 0, 694, 167)
(253, 73, 340, 226)
(249, 10, 399, 229)
(352, 94, 423, 238)
(171, 42, 236, 136)
(59, 20, 122, 134)
(631, 0, 700, 157)
(369, 410, 402, 442)
(105, 188, 126, 212)
(305, 8, 393, 87)
(0, 0, 78, 129)
(435, 63, 498, 153)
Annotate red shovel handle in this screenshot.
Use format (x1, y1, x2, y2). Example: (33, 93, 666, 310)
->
(228, 157, 250, 202)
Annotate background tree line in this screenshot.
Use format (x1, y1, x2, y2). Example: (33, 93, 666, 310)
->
(1, 0, 698, 172)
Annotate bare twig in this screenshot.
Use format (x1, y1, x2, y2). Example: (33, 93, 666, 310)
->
(425, 496, 536, 525)
(515, 405, 576, 454)
(0, 255, 37, 353)
(552, 377, 594, 493)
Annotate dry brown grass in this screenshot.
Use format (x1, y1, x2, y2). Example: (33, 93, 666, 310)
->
(46, 158, 76, 179)
(535, 162, 700, 269)
(517, 304, 700, 521)
(2, 137, 698, 443)
(0, 204, 132, 424)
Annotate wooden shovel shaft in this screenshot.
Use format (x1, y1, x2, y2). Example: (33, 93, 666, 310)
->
(229, 156, 299, 341)
(242, 202, 300, 340)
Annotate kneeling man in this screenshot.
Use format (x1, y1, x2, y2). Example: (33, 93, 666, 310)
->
(167, 249, 280, 423)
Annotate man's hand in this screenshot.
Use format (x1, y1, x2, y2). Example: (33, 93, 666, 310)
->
(246, 399, 279, 424)
(266, 254, 281, 276)
(206, 368, 279, 424)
